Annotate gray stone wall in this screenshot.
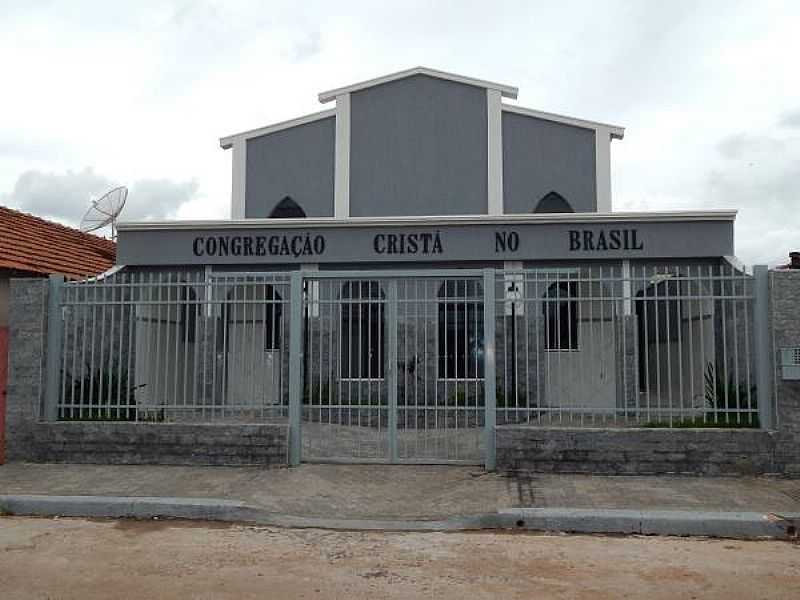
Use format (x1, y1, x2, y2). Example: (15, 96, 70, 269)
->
(496, 427, 778, 475)
(28, 422, 288, 466)
(771, 270, 800, 475)
(6, 278, 48, 461)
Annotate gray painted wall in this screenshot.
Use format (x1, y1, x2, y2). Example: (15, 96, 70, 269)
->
(349, 75, 488, 217)
(245, 117, 335, 218)
(503, 112, 597, 214)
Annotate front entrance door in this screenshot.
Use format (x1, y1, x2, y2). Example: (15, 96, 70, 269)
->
(300, 274, 487, 464)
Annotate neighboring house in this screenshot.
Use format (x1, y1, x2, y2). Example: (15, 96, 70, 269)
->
(777, 252, 800, 270)
(0, 206, 116, 463)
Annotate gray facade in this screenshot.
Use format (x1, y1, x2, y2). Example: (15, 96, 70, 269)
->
(245, 116, 335, 218)
(503, 111, 597, 214)
(349, 75, 488, 216)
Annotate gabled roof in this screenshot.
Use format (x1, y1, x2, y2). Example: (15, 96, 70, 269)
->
(503, 105, 625, 139)
(220, 67, 624, 147)
(318, 66, 519, 103)
(0, 206, 116, 279)
(220, 109, 335, 149)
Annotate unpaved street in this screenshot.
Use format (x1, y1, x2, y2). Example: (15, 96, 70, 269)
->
(1, 516, 798, 599)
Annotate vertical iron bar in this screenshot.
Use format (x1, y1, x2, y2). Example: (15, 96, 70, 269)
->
(288, 271, 304, 465)
(387, 279, 398, 462)
(483, 268, 497, 470)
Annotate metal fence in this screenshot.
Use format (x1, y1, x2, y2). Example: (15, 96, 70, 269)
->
(42, 262, 772, 466)
(495, 264, 760, 428)
(51, 270, 291, 423)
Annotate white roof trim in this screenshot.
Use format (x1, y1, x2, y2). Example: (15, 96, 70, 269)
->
(503, 104, 625, 140)
(318, 66, 519, 103)
(220, 109, 336, 149)
(118, 210, 737, 232)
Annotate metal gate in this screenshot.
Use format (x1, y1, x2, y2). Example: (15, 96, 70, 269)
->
(298, 271, 491, 464)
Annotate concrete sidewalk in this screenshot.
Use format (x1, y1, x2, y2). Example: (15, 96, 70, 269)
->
(1, 463, 798, 538)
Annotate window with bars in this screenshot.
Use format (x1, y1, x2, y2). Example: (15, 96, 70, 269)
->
(340, 281, 385, 379)
(543, 281, 579, 351)
(437, 280, 484, 379)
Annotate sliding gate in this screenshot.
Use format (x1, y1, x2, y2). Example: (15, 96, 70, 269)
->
(299, 271, 493, 464)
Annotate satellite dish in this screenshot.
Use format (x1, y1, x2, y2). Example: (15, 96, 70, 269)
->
(80, 186, 127, 239)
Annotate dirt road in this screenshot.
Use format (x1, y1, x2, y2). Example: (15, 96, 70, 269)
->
(1, 516, 798, 599)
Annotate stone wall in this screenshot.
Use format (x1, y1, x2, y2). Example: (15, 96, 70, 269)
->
(28, 422, 288, 466)
(771, 270, 800, 476)
(6, 279, 48, 461)
(496, 427, 778, 475)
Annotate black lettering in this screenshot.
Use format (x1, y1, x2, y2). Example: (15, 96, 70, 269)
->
(280, 237, 290, 255)
(302, 235, 313, 256)
(268, 236, 279, 254)
(374, 234, 385, 254)
(387, 234, 398, 254)
(569, 230, 581, 251)
(243, 236, 254, 256)
(218, 236, 229, 256)
(595, 231, 608, 251)
(495, 232, 507, 253)
(407, 233, 418, 253)
(583, 231, 594, 251)
(192, 237, 204, 257)
(313, 236, 325, 254)
(205, 237, 217, 256)
(255, 236, 266, 256)
(609, 230, 621, 250)
(508, 231, 519, 252)
(231, 236, 242, 256)
(432, 232, 443, 254)
(421, 233, 432, 253)
(290, 236, 303, 257)
(631, 229, 644, 250)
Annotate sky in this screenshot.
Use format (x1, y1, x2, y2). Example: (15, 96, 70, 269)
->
(0, 0, 798, 265)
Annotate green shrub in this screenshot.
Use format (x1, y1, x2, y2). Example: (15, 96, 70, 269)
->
(59, 359, 143, 421)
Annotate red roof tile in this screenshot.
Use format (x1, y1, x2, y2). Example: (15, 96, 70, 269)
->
(0, 206, 116, 278)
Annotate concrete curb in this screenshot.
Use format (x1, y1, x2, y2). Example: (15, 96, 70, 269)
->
(1, 495, 797, 539)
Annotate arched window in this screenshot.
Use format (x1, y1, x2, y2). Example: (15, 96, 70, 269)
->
(438, 280, 484, 379)
(543, 281, 579, 350)
(269, 196, 306, 218)
(340, 281, 384, 379)
(534, 191, 574, 214)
